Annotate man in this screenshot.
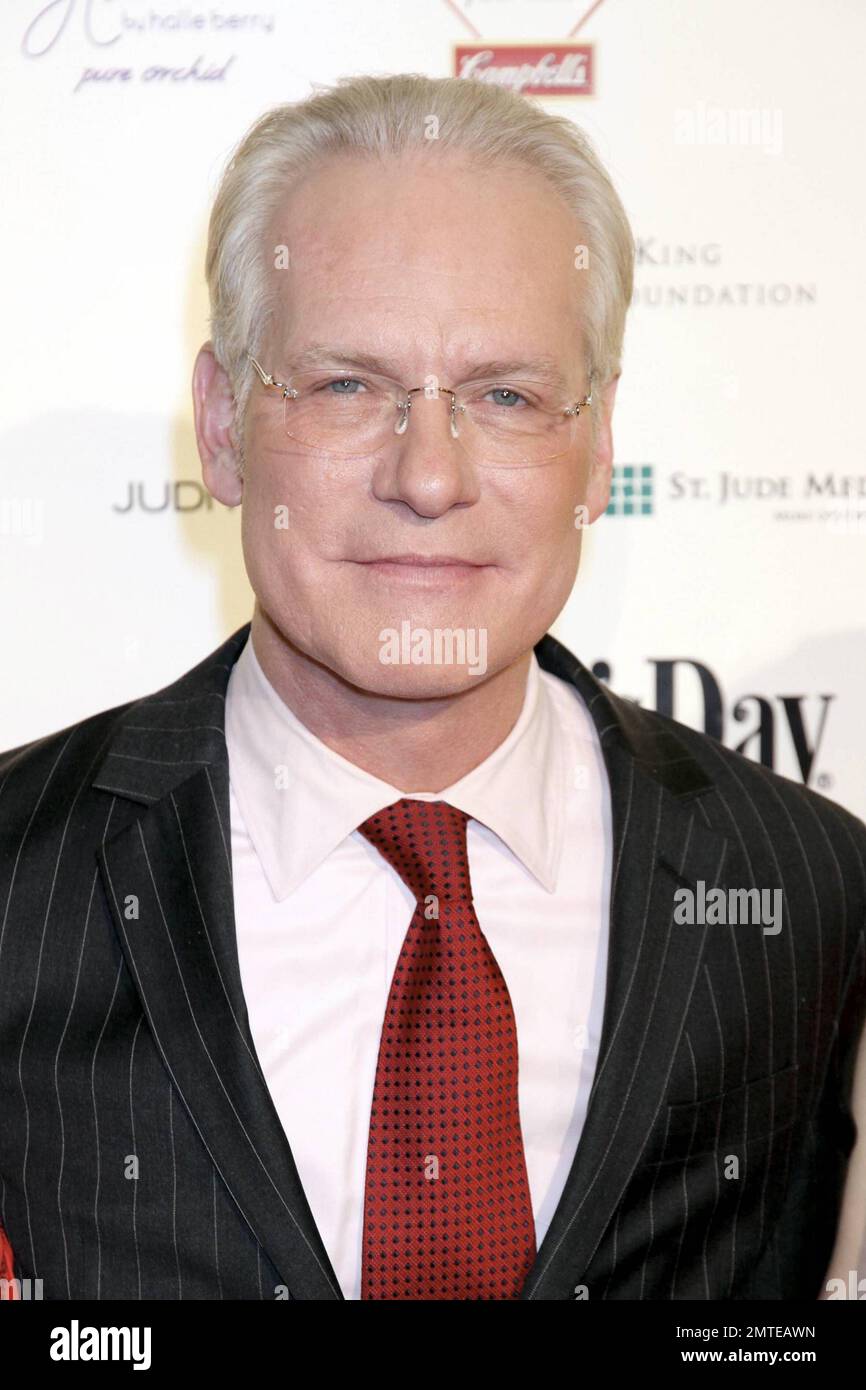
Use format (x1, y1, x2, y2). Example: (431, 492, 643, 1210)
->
(1, 72, 864, 1302)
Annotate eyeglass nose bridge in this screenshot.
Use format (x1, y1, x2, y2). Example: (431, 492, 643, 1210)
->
(396, 385, 463, 440)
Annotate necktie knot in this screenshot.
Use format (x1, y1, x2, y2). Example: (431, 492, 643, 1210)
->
(357, 797, 473, 905)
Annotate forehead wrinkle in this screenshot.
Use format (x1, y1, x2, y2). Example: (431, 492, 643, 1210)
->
(300, 258, 526, 287)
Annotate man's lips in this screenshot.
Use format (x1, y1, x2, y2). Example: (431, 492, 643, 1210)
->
(355, 554, 486, 567)
(350, 554, 491, 585)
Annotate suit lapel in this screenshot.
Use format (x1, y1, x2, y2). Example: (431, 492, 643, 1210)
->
(520, 634, 731, 1299)
(92, 623, 342, 1300)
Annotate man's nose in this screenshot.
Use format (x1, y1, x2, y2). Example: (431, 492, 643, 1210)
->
(371, 394, 481, 518)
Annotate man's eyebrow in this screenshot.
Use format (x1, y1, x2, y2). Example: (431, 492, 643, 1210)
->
(283, 345, 571, 389)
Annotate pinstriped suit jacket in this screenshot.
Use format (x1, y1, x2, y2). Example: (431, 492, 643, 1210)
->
(0, 622, 864, 1301)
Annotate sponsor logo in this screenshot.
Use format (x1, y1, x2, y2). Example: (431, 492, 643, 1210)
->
(669, 468, 866, 527)
(19, 0, 274, 92)
(633, 238, 815, 309)
(604, 464, 866, 527)
(454, 44, 593, 95)
(606, 464, 654, 516)
(591, 657, 835, 788)
(112, 481, 216, 512)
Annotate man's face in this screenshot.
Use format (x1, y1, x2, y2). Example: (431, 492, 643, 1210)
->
(216, 149, 615, 696)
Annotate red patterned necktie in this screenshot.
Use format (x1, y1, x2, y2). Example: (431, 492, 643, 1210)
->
(357, 797, 536, 1300)
(0, 1222, 17, 1299)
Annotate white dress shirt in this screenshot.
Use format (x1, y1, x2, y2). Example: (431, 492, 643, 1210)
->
(224, 632, 613, 1299)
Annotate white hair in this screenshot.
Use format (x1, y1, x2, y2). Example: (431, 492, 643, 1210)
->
(204, 72, 635, 461)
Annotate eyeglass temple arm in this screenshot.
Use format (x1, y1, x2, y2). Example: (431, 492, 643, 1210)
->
(247, 353, 294, 397)
(248, 354, 270, 384)
(568, 376, 594, 417)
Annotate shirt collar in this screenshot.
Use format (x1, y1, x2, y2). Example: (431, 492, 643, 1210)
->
(224, 633, 567, 900)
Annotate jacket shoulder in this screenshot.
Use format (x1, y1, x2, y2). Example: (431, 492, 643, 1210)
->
(0, 627, 245, 839)
(0, 698, 140, 842)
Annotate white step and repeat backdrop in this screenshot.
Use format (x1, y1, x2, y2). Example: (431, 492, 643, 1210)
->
(2, 0, 864, 815)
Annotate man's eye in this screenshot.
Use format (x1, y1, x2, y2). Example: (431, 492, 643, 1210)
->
(324, 377, 367, 395)
(486, 387, 528, 408)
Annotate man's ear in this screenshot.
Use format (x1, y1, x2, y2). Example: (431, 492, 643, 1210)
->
(584, 373, 620, 523)
(192, 342, 243, 507)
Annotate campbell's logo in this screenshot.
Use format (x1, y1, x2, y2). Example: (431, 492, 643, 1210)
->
(454, 45, 593, 96)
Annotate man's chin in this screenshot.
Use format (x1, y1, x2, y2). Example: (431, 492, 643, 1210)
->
(340, 650, 495, 700)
